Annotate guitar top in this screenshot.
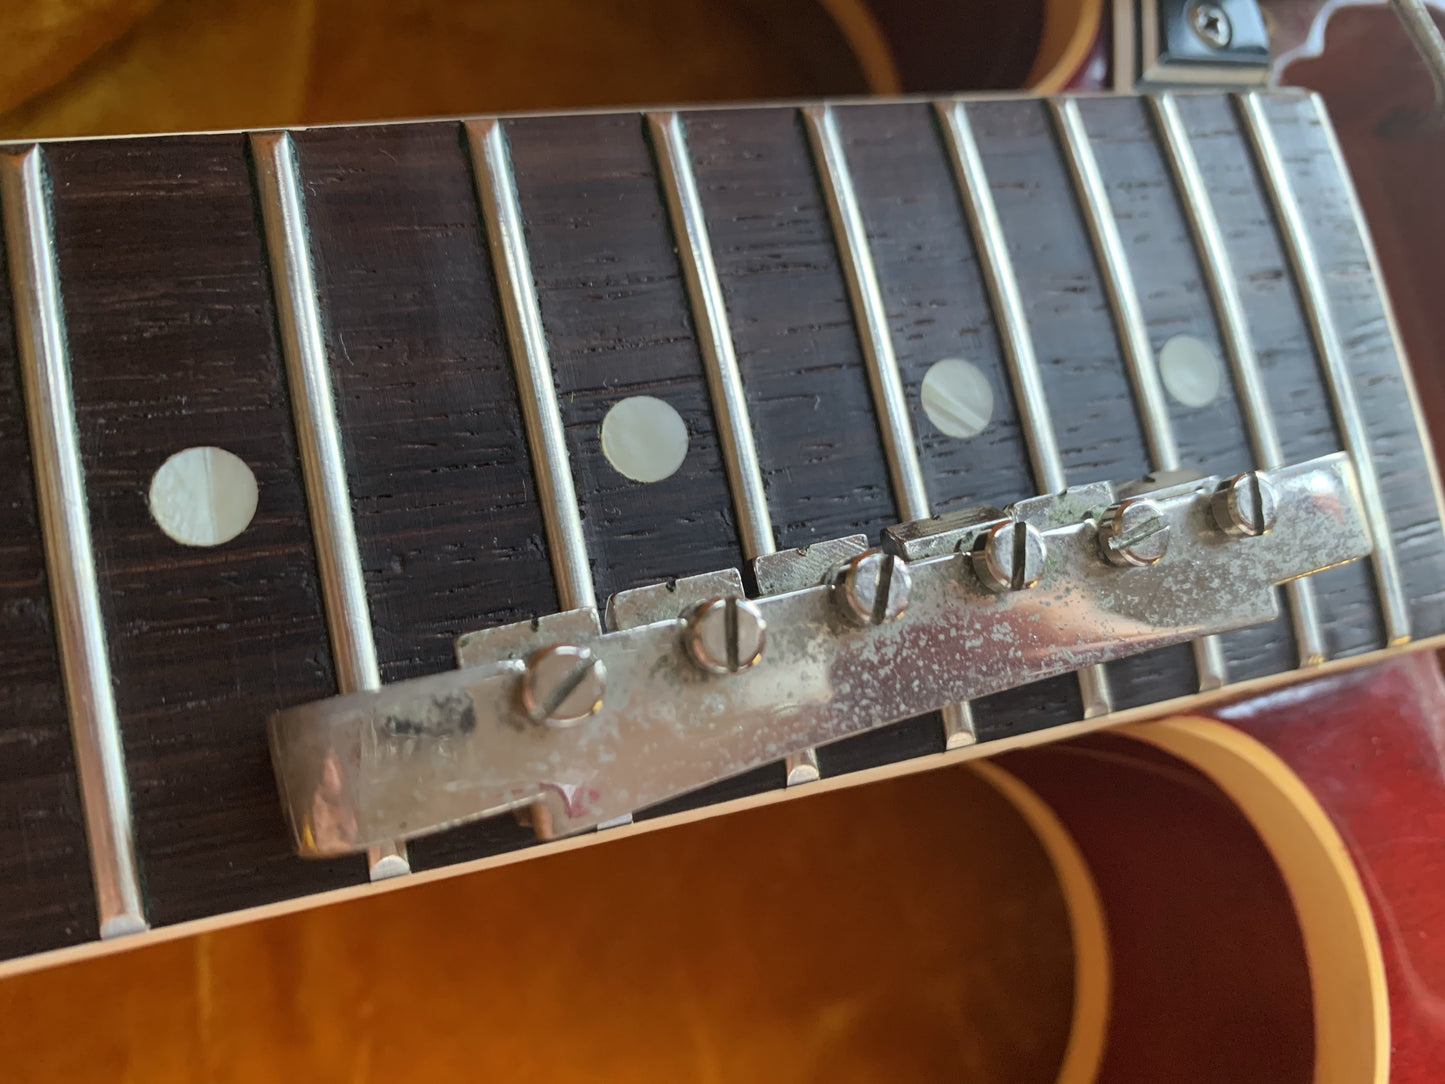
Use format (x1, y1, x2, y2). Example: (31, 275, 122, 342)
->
(2, 87, 1443, 970)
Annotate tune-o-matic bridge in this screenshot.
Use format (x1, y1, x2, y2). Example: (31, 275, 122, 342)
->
(269, 453, 1371, 855)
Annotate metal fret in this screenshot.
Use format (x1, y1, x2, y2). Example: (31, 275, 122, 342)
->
(935, 99, 1113, 718)
(1051, 98, 1228, 692)
(803, 105, 931, 523)
(647, 110, 821, 780)
(1150, 93, 1327, 667)
(251, 131, 410, 880)
(462, 120, 643, 818)
(804, 104, 977, 747)
(1236, 93, 1410, 646)
(465, 120, 596, 615)
(0, 146, 148, 938)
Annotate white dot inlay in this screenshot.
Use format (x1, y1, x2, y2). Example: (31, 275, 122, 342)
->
(1158, 334, 1223, 408)
(600, 396, 689, 484)
(920, 358, 994, 439)
(148, 446, 258, 547)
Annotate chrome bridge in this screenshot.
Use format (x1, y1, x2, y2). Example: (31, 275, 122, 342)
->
(270, 452, 1371, 855)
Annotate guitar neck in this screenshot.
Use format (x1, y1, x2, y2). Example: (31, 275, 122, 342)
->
(1, 88, 1442, 971)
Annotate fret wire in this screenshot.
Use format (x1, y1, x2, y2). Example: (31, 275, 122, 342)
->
(250, 131, 410, 880)
(1050, 98, 1227, 692)
(1311, 96, 1445, 615)
(935, 99, 1114, 719)
(1150, 93, 1327, 668)
(1, 146, 148, 938)
(804, 104, 978, 747)
(463, 122, 636, 821)
(465, 119, 596, 615)
(802, 104, 931, 523)
(1235, 93, 1410, 646)
(647, 110, 821, 780)
(646, 112, 774, 563)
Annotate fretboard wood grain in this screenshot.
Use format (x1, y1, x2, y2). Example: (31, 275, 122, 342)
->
(44, 135, 367, 926)
(2, 90, 1444, 967)
(0, 263, 96, 956)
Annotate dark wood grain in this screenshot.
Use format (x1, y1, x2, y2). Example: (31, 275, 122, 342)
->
(829, 101, 1080, 753)
(967, 97, 1197, 713)
(1076, 94, 1296, 683)
(836, 101, 1034, 513)
(0, 247, 98, 958)
(505, 113, 745, 600)
(681, 106, 898, 548)
(1262, 94, 1445, 644)
(45, 135, 367, 927)
(291, 121, 555, 871)
(679, 105, 942, 773)
(2, 91, 1442, 963)
(1173, 93, 1385, 661)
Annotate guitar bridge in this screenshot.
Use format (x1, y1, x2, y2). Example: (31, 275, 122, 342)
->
(269, 452, 1371, 855)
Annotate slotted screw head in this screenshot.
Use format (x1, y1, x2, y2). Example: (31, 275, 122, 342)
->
(836, 550, 911, 625)
(686, 596, 767, 675)
(1098, 498, 1171, 567)
(1188, 1, 1232, 48)
(971, 520, 1046, 593)
(1212, 471, 1278, 538)
(520, 643, 606, 726)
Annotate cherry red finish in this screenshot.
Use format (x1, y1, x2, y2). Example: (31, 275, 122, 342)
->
(1213, 654, 1445, 1083)
(1001, 737, 1315, 1084)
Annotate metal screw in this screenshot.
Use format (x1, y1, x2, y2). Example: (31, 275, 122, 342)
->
(520, 643, 605, 726)
(971, 520, 1047, 593)
(1212, 471, 1278, 537)
(1098, 498, 1171, 567)
(1188, 1, 1232, 49)
(836, 550, 911, 625)
(686, 596, 767, 675)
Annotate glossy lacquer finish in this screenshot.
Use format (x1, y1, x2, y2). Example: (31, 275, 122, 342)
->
(1214, 652, 1445, 1083)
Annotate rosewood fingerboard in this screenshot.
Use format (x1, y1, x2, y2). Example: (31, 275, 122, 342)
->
(2, 89, 1444, 966)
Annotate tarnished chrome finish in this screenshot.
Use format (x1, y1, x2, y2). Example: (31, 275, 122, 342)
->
(884, 506, 1004, 562)
(755, 535, 869, 596)
(1098, 499, 1170, 568)
(836, 550, 911, 625)
(465, 119, 595, 614)
(271, 453, 1371, 853)
(937, 98, 1114, 715)
(521, 645, 606, 726)
(1237, 93, 1409, 646)
(1150, 92, 1326, 668)
(804, 104, 930, 523)
(687, 597, 767, 675)
(606, 569, 745, 632)
(972, 521, 1047, 593)
(1212, 471, 1278, 538)
(754, 536, 868, 781)
(457, 608, 603, 670)
(648, 111, 774, 560)
(251, 131, 409, 881)
(1052, 97, 1227, 691)
(1, 146, 148, 937)
(649, 111, 818, 779)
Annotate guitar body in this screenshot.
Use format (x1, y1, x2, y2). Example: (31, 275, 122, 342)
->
(2, 3, 1445, 1083)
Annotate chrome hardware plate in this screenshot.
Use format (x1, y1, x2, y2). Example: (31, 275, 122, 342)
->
(270, 453, 1370, 856)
